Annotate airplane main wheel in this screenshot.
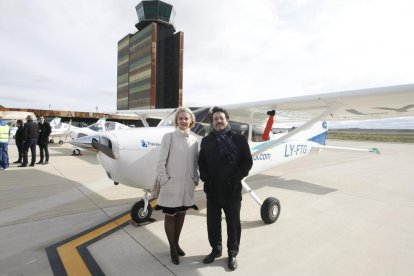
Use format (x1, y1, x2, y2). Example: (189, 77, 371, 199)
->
(260, 197, 281, 224)
(131, 199, 153, 223)
(73, 149, 81, 155)
(58, 140, 64, 145)
(50, 139, 54, 143)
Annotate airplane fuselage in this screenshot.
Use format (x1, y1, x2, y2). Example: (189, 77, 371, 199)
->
(95, 122, 327, 190)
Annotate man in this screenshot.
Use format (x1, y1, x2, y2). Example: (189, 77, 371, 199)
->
(0, 115, 10, 170)
(198, 106, 253, 271)
(19, 115, 39, 167)
(13, 119, 24, 163)
(37, 116, 51, 165)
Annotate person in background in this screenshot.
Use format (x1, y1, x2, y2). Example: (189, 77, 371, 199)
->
(13, 119, 24, 164)
(19, 115, 39, 167)
(0, 115, 11, 170)
(154, 107, 199, 265)
(198, 106, 253, 271)
(37, 116, 51, 165)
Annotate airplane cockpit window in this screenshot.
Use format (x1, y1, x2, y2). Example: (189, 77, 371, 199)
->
(105, 122, 116, 131)
(192, 108, 211, 136)
(88, 123, 104, 132)
(229, 122, 249, 139)
(118, 124, 130, 130)
(158, 109, 177, 127)
(252, 125, 267, 142)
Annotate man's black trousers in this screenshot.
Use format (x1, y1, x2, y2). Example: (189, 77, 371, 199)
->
(206, 199, 241, 257)
(22, 138, 37, 165)
(39, 142, 49, 162)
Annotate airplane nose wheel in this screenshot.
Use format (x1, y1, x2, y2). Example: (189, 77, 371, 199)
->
(73, 149, 81, 155)
(131, 199, 153, 223)
(260, 197, 281, 224)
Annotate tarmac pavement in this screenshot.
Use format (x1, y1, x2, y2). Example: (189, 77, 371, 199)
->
(0, 140, 413, 276)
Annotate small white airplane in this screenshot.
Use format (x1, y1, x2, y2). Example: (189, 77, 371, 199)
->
(74, 83, 414, 224)
(48, 117, 78, 145)
(69, 118, 131, 155)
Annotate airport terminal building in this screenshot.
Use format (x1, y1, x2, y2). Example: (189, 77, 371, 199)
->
(117, 0, 183, 110)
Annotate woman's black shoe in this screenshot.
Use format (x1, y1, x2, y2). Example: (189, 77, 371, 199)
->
(171, 255, 179, 265)
(177, 247, 185, 256)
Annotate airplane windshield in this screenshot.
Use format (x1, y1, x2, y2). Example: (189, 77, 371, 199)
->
(105, 122, 116, 131)
(252, 126, 265, 142)
(158, 108, 211, 136)
(88, 123, 104, 132)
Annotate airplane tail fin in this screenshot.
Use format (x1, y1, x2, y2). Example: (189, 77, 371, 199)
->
(307, 121, 328, 145)
(50, 117, 61, 129)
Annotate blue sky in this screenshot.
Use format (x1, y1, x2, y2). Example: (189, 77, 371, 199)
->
(1, 0, 414, 121)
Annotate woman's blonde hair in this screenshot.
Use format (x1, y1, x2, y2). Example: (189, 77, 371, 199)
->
(174, 107, 196, 128)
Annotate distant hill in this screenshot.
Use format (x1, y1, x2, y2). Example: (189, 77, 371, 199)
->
(329, 128, 414, 135)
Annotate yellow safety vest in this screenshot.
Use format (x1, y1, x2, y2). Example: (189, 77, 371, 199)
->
(0, 124, 10, 143)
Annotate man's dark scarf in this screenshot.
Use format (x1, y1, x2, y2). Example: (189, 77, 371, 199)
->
(213, 124, 239, 165)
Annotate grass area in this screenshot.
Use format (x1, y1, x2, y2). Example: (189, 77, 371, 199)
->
(327, 132, 414, 143)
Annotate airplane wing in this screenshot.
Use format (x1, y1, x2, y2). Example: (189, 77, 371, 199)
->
(116, 108, 175, 119)
(222, 83, 414, 126)
(116, 108, 175, 127)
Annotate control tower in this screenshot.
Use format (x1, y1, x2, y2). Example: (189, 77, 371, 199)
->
(117, 0, 183, 110)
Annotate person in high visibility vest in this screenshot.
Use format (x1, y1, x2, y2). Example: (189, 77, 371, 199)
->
(0, 115, 11, 170)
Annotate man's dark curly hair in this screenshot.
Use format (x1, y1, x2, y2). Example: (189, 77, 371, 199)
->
(210, 106, 230, 122)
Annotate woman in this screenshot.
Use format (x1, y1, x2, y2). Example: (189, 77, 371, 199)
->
(155, 107, 199, 265)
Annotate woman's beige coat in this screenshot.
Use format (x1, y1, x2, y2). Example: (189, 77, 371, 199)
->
(156, 129, 199, 208)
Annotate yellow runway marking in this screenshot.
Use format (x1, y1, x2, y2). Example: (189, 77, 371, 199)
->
(54, 199, 157, 275)
(57, 213, 131, 275)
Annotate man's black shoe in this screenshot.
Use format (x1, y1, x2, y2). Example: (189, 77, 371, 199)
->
(36, 161, 43, 164)
(13, 160, 22, 164)
(203, 251, 222, 264)
(18, 164, 27, 167)
(228, 257, 237, 271)
(29, 163, 35, 167)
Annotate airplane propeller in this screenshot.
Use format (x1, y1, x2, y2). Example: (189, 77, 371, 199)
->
(92, 137, 115, 159)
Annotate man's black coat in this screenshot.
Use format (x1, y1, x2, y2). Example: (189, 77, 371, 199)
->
(23, 122, 39, 141)
(198, 130, 253, 204)
(15, 126, 24, 146)
(38, 122, 51, 144)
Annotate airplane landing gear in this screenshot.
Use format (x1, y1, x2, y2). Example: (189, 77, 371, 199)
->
(241, 180, 281, 224)
(58, 140, 64, 145)
(260, 197, 280, 224)
(73, 149, 81, 155)
(131, 191, 154, 223)
(50, 139, 54, 143)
